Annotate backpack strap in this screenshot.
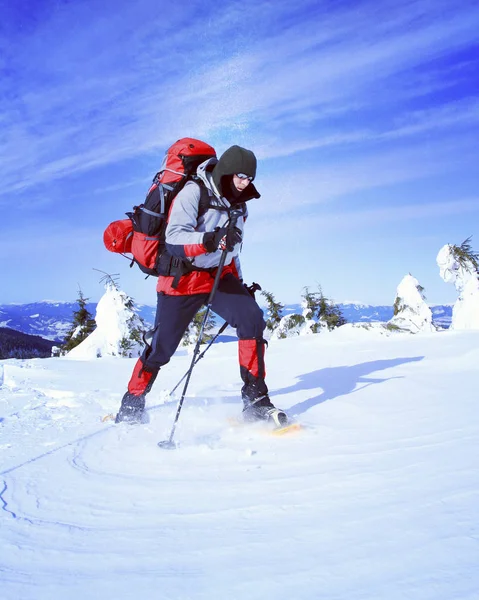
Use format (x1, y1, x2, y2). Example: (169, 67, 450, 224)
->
(197, 181, 217, 218)
(195, 179, 232, 218)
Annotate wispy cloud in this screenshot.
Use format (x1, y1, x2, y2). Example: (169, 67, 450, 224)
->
(246, 197, 479, 247)
(251, 96, 479, 161)
(1, 0, 478, 197)
(248, 131, 478, 222)
(381, 98, 479, 139)
(183, 1, 479, 128)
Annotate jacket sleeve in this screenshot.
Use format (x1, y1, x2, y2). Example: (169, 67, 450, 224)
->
(165, 183, 208, 258)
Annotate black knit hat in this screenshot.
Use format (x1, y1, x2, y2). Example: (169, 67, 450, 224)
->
(212, 145, 258, 197)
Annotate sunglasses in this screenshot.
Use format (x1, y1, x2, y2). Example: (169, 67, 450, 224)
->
(235, 173, 254, 181)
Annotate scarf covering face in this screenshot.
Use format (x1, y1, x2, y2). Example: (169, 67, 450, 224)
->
(212, 145, 260, 202)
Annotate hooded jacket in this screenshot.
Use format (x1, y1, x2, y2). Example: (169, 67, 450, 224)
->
(158, 149, 260, 296)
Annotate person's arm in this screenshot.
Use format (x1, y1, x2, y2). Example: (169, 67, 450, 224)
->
(165, 183, 209, 258)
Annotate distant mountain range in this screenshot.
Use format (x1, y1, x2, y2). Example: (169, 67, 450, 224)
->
(284, 302, 452, 329)
(0, 301, 453, 342)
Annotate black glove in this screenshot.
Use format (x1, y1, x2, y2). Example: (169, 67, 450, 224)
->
(203, 226, 242, 253)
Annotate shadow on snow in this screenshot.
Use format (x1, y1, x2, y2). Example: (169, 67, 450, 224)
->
(270, 356, 424, 417)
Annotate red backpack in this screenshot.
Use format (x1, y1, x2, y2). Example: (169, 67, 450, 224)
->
(104, 138, 216, 277)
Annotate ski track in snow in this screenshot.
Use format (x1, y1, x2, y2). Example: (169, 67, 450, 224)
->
(1, 331, 479, 599)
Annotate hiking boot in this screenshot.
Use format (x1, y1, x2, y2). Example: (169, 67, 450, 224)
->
(115, 392, 149, 424)
(242, 395, 288, 428)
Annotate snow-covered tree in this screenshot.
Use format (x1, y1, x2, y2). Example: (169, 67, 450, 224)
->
(118, 293, 146, 357)
(388, 274, 436, 333)
(270, 314, 305, 340)
(66, 277, 146, 359)
(261, 290, 284, 332)
(301, 286, 347, 333)
(182, 307, 216, 347)
(61, 288, 96, 353)
(270, 286, 346, 340)
(300, 287, 321, 334)
(437, 237, 479, 330)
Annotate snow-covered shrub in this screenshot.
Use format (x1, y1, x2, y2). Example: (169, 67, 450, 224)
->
(270, 286, 346, 340)
(301, 286, 347, 333)
(66, 281, 147, 359)
(270, 313, 305, 340)
(437, 237, 479, 330)
(388, 274, 436, 333)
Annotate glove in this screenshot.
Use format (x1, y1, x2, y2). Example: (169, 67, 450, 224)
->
(203, 226, 242, 253)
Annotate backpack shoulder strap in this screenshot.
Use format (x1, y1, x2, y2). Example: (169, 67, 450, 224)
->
(184, 179, 229, 219)
(197, 181, 214, 219)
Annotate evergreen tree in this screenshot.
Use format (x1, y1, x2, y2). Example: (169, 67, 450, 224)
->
(271, 313, 306, 340)
(437, 238, 479, 330)
(261, 290, 285, 332)
(61, 288, 96, 353)
(118, 293, 146, 357)
(450, 236, 479, 275)
(301, 285, 347, 332)
(182, 307, 216, 346)
(301, 286, 322, 334)
(302, 287, 320, 318)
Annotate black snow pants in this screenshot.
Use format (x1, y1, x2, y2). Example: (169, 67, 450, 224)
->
(127, 274, 269, 403)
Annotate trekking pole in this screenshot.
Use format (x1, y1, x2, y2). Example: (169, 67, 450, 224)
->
(168, 321, 229, 397)
(158, 208, 245, 449)
(167, 282, 261, 398)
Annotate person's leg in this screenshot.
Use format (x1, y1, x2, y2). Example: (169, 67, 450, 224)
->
(212, 275, 286, 424)
(116, 292, 206, 422)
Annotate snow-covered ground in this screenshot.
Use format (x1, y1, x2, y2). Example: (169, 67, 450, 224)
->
(1, 328, 479, 600)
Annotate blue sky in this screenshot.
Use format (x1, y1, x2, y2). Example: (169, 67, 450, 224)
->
(1, 0, 478, 307)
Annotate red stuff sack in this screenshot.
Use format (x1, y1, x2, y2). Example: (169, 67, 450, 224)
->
(103, 219, 133, 254)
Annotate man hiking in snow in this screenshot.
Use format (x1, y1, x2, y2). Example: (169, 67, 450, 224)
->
(115, 145, 287, 427)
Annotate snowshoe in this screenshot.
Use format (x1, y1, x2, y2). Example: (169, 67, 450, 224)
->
(115, 406, 149, 424)
(242, 396, 288, 428)
(115, 392, 149, 424)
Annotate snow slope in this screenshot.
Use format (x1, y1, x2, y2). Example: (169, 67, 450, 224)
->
(1, 329, 479, 600)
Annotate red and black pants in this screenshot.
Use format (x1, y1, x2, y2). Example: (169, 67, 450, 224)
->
(127, 273, 268, 402)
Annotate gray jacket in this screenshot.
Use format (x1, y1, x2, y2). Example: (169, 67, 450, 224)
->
(165, 158, 247, 278)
